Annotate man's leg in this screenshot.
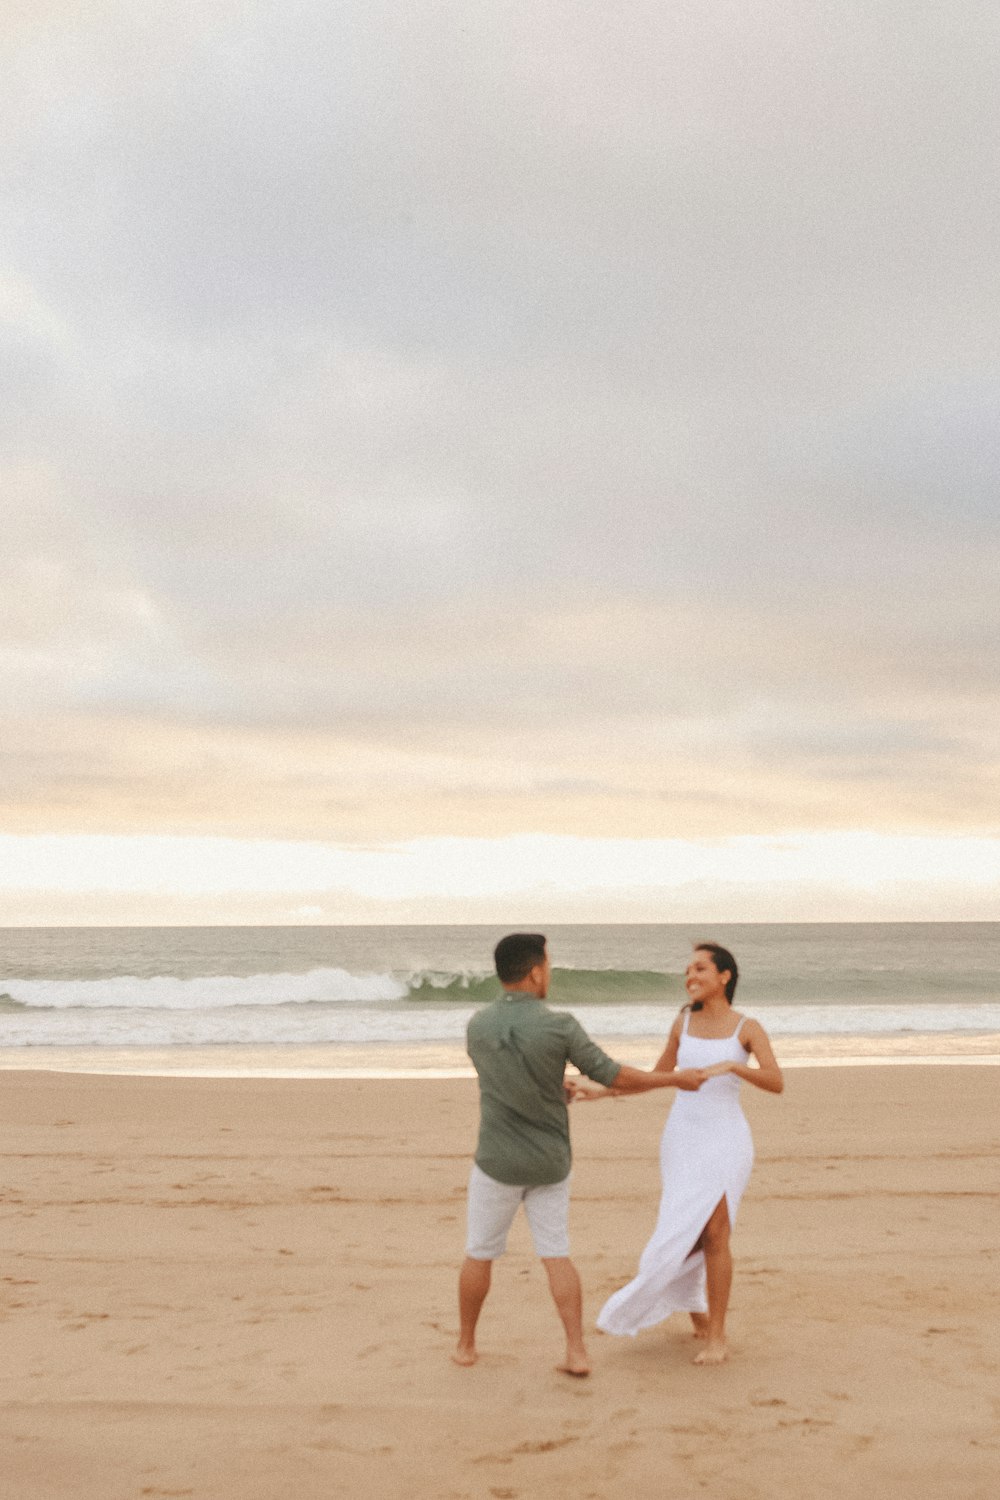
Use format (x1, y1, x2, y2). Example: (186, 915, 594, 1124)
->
(541, 1256, 590, 1376)
(524, 1177, 589, 1376)
(453, 1256, 492, 1366)
(453, 1166, 519, 1366)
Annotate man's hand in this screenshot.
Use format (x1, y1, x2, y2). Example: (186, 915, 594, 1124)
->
(698, 1061, 735, 1079)
(673, 1068, 708, 1091)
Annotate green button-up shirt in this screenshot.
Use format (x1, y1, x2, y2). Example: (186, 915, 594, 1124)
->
(467, 992, 622, 1186)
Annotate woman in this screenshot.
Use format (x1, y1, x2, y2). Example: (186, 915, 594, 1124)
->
(581, 942, 783, 1364)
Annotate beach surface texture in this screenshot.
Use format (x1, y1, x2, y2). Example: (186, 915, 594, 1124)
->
(1, 1066, 997, 1499)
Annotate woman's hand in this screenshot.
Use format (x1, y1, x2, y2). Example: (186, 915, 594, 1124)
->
(673, 1068, 708, 1091)
(697, 1043, 784, 1094)
(566, 1078, 609, 1103)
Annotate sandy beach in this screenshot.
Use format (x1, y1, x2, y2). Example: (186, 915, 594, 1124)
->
(1, 1065, 997, 1499)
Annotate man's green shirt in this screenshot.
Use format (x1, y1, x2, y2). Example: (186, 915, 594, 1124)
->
(467, 992, 622, 1186)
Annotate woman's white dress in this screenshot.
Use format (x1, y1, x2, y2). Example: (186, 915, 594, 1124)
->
(596, 1010, 755, 1336)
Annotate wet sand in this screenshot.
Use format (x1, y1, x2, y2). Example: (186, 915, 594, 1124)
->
(1, 1029, 998, 1077)
(1, 1066, 997, 1498)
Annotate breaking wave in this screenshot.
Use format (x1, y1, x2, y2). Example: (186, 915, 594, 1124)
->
(0, 968, 408, 1011)
(0, 966, 686, 1012)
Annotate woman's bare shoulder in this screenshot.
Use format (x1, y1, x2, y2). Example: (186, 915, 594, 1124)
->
(739, 1015, 770, 1043)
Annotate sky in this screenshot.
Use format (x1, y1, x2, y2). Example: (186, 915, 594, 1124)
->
(2, 2, 999, 923)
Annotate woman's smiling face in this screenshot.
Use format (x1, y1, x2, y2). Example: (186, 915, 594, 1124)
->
(685, 948, 729, 1006)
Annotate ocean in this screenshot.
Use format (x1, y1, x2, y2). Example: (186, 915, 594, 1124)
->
(1, 923, 999, 1052)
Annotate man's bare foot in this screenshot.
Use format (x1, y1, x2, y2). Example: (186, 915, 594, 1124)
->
(451, 1344, 478, 1367)
(689, 1312, 709, 1340)
(693, 1339, 728, 1365)
(557, 1345, 591, 1377)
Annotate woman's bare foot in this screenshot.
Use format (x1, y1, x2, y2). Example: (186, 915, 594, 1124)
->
(451, 1343, 478, 1367)
(689, 1312, 709, 1340)
(693, 1339, 728, 1365)
(557, 1343, 591, 1377)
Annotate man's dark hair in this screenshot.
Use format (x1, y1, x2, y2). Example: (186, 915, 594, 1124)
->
(494, 932, 547, 985)
(694, 941, 739, 1003)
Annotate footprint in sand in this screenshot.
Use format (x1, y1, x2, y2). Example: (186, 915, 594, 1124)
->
(776, 1417, 835, 1429)
(474, 1436, 579, 1464)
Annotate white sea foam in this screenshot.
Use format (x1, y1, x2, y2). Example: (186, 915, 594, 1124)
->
(0, 995, 998, 1050)
(576, 1002, 1000, 1038)
(0, 967, 408, 1011)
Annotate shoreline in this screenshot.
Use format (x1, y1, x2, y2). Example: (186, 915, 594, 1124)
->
(2, 1030, 999, 1077)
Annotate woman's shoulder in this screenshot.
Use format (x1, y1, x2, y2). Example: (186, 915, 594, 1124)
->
(735, 1013, 767, 1040)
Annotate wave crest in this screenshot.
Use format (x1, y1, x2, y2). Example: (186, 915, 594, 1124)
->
(406, 968, 685, 1004)
(0, 967, 408, 1011)
(0, 965, 686, 1011)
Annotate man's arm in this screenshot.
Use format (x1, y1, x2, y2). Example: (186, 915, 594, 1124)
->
(570, 1064, 704, 1100)
(613, 1064, 703, 1093)
(563, 1015, 704, 1097)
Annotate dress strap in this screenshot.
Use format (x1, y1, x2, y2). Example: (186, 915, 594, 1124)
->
(681, 1007, 691, 1037)
(732, 1014, 748, 1043)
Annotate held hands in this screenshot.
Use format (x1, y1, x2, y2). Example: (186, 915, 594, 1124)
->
(565, 1077, 608, 1103)
(565, 1070, 712, 1100)
(698, 1061, 737, 1078)
(673, 1068, 709, 1091)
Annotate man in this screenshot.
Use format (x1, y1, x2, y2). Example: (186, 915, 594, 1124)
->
(453, 932, 704, 1376)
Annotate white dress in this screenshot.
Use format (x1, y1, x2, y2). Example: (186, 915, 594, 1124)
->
(596, 1009, 755, 1336)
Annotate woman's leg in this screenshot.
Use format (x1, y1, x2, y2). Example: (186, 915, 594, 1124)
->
(693, 1195, 731, 1364)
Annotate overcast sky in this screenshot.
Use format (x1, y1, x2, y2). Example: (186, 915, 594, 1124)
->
(3, 3, 999, 919)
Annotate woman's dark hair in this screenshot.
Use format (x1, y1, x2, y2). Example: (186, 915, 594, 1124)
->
(693, 942, 739, 1004)
(494, 932, 547, 985)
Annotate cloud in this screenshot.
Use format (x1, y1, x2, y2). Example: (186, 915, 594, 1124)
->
(1, 3, 999, 849)
(2, 830, 998, 924)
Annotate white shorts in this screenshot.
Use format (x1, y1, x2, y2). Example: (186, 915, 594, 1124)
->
(465, 1163, 571, 1260)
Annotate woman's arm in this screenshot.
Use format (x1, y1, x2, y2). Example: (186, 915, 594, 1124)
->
(651, 1012, 685, 1073)
(701, 1020, 784, 1093)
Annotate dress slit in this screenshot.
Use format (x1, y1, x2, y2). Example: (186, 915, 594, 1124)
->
(687, 1191, 729, 1258)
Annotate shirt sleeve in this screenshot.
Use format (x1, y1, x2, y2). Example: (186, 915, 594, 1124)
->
(563, 1016, 622, 1086)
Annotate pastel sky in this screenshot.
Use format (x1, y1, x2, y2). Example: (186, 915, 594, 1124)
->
(3, 3, 999, 922)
